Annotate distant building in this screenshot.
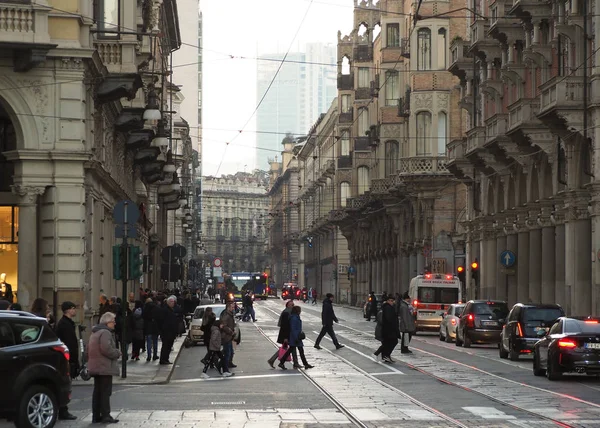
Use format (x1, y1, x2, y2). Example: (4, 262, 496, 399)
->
(201, 172, 270, 273)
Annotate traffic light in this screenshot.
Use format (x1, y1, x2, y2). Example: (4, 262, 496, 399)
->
(456, 265, 466, 284)
(118, 245, 128, 281)
(471, 259, 479, 281)
(261, 273, 268, 284)
(128, 246, 142, 280)
(112, 245, 122, 280)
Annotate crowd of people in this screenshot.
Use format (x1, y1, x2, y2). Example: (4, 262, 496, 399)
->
(370, 291, 416, 361)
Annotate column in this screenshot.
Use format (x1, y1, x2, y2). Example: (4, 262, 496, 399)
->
(506, 233, 518, 305)
(483, 232, 497, 299)
(417, 252, 425, 275)
(409, 251, 417, 279)
(495, 234, 507, 301)
(376, 257, 383, 292)
(517, 229, 530, 304)
(540, 211, 556, 303)
(402, 251, 411, 291)
(554, 224, 566, 308)
(12, 186, 45, 308)
(528, 228, 542, 303)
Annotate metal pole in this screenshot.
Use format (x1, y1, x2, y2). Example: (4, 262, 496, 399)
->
(121, 202, 129, 379)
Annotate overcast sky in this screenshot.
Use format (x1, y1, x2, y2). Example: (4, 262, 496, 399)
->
(201, 0, 353, 176)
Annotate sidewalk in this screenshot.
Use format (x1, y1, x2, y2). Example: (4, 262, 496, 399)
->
(72, 335, 185, 386)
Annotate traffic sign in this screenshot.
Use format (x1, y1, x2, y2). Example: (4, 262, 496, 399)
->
(423, 246, 432, 258)
(500, 250, 516, 268)
(213, 258, 222, 268)
(113, 200, 140, 225)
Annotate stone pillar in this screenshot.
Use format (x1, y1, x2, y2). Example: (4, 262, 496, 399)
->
(540, 217, 556, 304)
(495, 234, 507, 301)
(555, 224, 566, 308)
(528, 227, 542, 303)
(482, 229, 497, 300)
(377, 257, 383, 292)
(409, 251, 417, 279)
(417, 252, 425, 275)
(12, 185, 45, 308)
(506, 233, 518, 305)
(517, 229, 530, 304)
(402, 251, 411, 290)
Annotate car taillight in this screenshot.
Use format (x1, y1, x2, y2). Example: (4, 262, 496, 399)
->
(558, 339, 577, 348)
(52, 344, 70, 361)
(451, 318, 457, 326)
(516, 322, 524, 337)
(445, 274, 453, 280)
(467, 314, 474, 328)
(413, 300, 418, 307)
(425, 274, 432, 279)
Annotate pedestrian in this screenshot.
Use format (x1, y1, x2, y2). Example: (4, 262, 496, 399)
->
(218, 300, 236, 377)
(143, 297, 159, 362)
(157, 296, 178, 365)
(278, 306, 314, 370)
(130, 300, 145, 361)
(98, 294, 111, 321)
(367, 291, 378, 321)
(314, 293, 344, 350)
(87, 312, 121, 424)
(242, 291, 256, 322)
(201, 312, 224, 378)
(374, 296, 399, 362)
(267, 300, 294, 368)
(54, 301, 79, 421)
(397, 291, 416, 354)
(312, 288, 318, 305)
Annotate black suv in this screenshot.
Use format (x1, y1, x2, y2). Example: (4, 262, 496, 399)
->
(499, 303, 564, 360)
(0, 311, 72, 428)
(456, 300, 509, 347)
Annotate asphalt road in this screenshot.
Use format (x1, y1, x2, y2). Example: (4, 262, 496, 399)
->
(20, 297, 600, 428)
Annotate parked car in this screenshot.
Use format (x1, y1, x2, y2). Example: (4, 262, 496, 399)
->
(499, 303, 564, 360)
(189, 304, 226, 344)
(362, 294, 383, 319)
(533, 316, 600, 380)
(0, 311, 71, 428)
(455, 300, 509, 348)
(439, 303, 465, 342)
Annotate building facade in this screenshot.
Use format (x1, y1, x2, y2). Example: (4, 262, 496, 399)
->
(447, 0, 600, 315)
(201, 172, 269, 274)
(0, 0, 198, 320)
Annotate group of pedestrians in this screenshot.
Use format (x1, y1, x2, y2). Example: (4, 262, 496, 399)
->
(373, 291, 416, 362)
(201, 300, 238, 378)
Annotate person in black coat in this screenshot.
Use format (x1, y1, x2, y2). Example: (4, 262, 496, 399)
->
(374, 296, 400, 363)
(367, 291, 378, 321)
(314, 294, 344, 350)
(143, 298, 159, 361)
(54, 301, 78, 421)
(267, 300, 294, 368)
(156, 296, 178, 365)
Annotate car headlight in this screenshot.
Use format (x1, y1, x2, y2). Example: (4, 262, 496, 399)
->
(191, 325, 202, 330)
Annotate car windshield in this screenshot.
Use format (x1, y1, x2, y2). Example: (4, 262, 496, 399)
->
(523, 308, 564, 324)
(564, 319, 600, 334)
(193, 306, 225, 320)
(473, 302, 509, 319)
(418, 287, 459, 304)
(453, 305, 465, 316)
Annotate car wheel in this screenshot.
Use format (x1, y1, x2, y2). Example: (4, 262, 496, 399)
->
(17, 385, 58, 428)
(546, 356, 562, 381)
(455, 331, 463, 347)
(499, 342, 509, 359)
(439, 329, 445, 341)
(445, 328, 453, 343)
(463, 334, 472, 348)
(509, 343, 520, 361)
(533, 351, 546, 376)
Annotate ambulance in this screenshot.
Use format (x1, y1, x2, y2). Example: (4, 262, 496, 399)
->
(408, 273, 462, 332)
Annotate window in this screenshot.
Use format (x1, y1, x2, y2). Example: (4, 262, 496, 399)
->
(340, 182, 350, 207)
(357, 166, 370, 195)
(437, 112, 447, 155)
(341, 56, 351, 75)
(0, 321, 15, 348)
(95, 0, 120, 37)
(341, 94, 351, 113)
(417, 28, 432, 70)
(387, 23, 400, 47)
(358, 108, 369, 136)
(385, 141, 399, 176)
(437, 28, 447, 70)
(416, 112, 432, 155)
(358, 67, 370, 87)
(385, 71, 399, 106)
(340, 130, 350, 156)
(13, 323, 41, 344)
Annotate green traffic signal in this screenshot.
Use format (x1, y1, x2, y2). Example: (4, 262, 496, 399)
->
(128, 246, 143, 280)
(112, 245, 122, 280)
(119, 245, 128, 281)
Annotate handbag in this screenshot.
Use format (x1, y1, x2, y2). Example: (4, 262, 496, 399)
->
(298, 331, 306, 341)
(278, 346, 292, 361)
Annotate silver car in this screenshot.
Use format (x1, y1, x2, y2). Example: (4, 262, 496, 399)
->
(439, 303, 465, 342)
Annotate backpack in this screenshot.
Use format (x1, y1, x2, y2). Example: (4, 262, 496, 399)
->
(374, 310, 383, 341)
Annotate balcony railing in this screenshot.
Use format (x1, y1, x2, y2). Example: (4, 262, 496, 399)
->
(447, 138, 467, 161)
(508, 98, 540, 130)
(95, 42, 122, 65)
(337, 155, 352, 169)
(398, 157, 449, 175)
(466, 126, 486, 152)
(485, 114, 508, 144)
(539, 76, 585, 116)
(339, 110, 353, 123)
(371, 177, 395, 194)
(354, 45, 373, 62)
(354, 137, 371, 151)
(337, 74, 354, 90)
(0, 2, 50, 45)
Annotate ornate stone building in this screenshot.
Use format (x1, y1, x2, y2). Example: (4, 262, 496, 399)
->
(447, 0, 600, 315)
(201, 172, 269, 274)
(0, 0, 193, 319)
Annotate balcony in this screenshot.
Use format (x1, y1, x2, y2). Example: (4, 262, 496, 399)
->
(354, 137, 371, 152)
(449, 38, 473, 83)
(507, 98, 540, 132)
(355, 87, 371, 100)
(485, 113, 509, 145)
(508, 0, 553, 19)
(466, 126, 486, 153)
(371, 177, 395, 195)
(337, 74, 354, 90)
(339, 110, 353, 124)
(1, 2, 55, 72)
(337, 155, 352, 169)
(325, 159, 335, 174)
(538, 76, 585, 138)
(354, 45, 373, 62)
(488, 1, 523, 46)
(398, 157, 449, 175)
(470, 19, 498, 59)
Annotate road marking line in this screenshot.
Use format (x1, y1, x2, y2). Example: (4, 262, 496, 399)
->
(170, 373, 302, 383)
(312, 331, 404, 374)
(463, 407, 516, 420)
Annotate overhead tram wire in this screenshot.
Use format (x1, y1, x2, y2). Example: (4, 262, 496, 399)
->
(208, 0, 316, 189)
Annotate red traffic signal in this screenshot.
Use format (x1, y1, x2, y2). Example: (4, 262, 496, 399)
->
(471, 260, 479, 270)
(457, 266, 464, 273)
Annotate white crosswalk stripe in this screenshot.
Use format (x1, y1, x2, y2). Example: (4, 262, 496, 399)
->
(463, 407, 517, 419)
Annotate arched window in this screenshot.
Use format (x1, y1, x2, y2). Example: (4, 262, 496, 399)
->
(340, 181, 350, 207)
(357, 166, 370, 195)
(437, 112, 447, 155)
(385, 141, 399, 176)
(417, 28, 431, 70)
(341, 56, 351, 75)
(437, 28, 447, 70)
(358, 108, 369, 136)
(416, 112, 432, 155)
(340, 130, 350, 156)
(385, 71, 399, 106)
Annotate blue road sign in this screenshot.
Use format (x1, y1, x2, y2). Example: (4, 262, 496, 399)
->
(115, 225, 138, 239)
(348, 266, 356, 274)
(113, 200, 140, 225)
(500, 250, 516, 268)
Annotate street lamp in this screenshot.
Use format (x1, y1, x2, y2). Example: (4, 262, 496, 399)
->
(163, 150, 176, 174)
(143, 85, 161, 121)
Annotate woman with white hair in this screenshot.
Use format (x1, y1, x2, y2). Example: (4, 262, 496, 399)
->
(88, 312, 121, 424)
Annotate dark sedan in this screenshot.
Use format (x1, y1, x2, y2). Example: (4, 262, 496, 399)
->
(533, 316, 600, 380)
